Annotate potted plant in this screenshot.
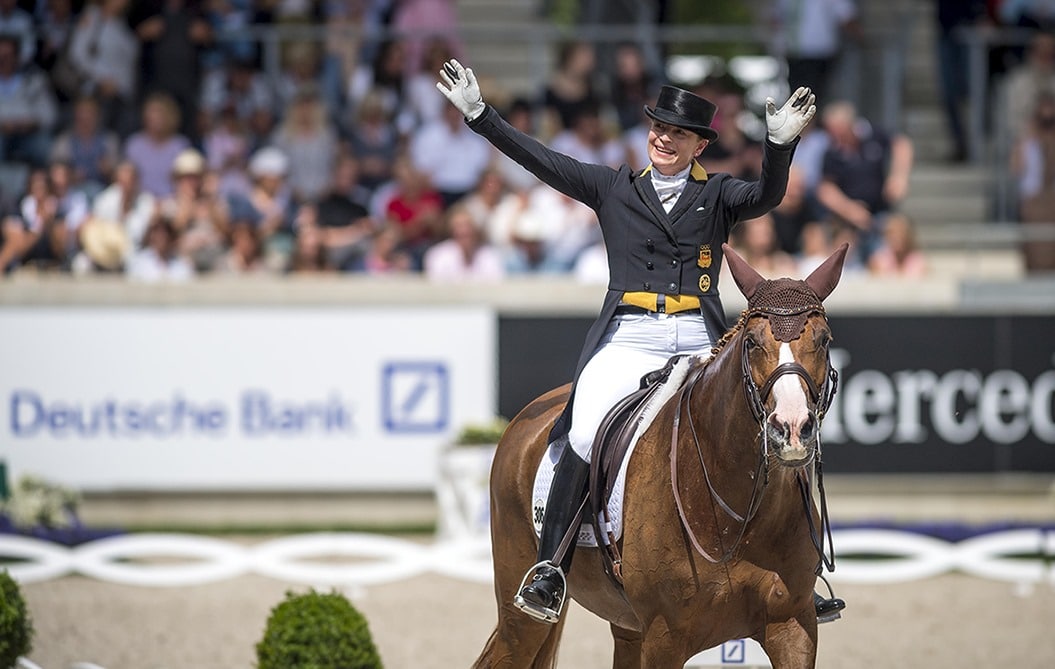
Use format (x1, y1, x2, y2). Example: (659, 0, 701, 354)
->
(0, 569, 33, 669)
(436, 418, 508, 541)
(1, 475, 81, 532)
(256, 589, 382, 669)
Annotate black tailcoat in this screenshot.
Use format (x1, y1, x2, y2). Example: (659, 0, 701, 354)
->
(466, 105, 797, 442)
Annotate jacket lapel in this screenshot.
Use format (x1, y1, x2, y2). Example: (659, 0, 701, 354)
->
(634, 165, 678, 243)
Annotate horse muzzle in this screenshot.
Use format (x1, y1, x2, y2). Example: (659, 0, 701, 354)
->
(765, 410, 819, 467)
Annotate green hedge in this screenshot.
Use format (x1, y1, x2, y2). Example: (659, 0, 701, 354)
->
(256, 589, 382, 669)
(0, 569, 33, 669)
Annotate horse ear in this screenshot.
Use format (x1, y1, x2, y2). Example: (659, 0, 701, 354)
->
(804, 243, 850, 301)
(721, 243, 765, 300)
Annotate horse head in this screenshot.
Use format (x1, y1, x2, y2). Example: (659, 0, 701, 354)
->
(722, 242, 849, 466)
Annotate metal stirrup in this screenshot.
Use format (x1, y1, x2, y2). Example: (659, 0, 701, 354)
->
(512, 561, 568, 624)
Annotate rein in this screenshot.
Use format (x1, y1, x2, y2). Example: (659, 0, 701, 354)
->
(670, 308, 840, 571)
(670, 362, 770, 564)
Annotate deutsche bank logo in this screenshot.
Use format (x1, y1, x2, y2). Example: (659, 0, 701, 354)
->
(720, 639, 746, 663)
(381, 362, 449, 433)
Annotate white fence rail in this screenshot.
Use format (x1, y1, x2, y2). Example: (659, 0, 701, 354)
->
(2, 529, 1053, 588)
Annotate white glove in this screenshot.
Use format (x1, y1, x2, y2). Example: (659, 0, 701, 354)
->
(766, 86, 817, 145)
(436, 59, 486, 121)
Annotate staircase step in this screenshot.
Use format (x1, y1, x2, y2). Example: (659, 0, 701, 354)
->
(456, 0, 546, 101)
(910, 165, 990, 196)
(904, 108, 956, 161)
(902, 193, 989, 225)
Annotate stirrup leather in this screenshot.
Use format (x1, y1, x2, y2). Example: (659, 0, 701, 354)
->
(513, 561, 568, 624)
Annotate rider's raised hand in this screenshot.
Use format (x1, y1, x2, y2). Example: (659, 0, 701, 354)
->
(436, 59, 486, 121)
(765, 86, 817, 145)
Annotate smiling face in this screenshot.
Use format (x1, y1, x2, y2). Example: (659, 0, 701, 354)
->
(647, 121, 709, 175)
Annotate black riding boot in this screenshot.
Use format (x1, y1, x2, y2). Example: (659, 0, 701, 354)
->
(814, 591, 846, 623)
(514, 446, 590, 623)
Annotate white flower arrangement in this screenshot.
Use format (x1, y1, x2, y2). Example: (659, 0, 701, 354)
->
(1, 475, 81, 529)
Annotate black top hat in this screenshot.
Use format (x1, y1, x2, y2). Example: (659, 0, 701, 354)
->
(644, 85, 719, 141)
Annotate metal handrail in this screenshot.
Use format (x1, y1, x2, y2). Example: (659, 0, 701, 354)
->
(209, 20, 909, 129)
(955, 25, 1038, 164)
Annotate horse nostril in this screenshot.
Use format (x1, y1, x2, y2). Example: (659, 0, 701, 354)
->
(800, 414, 816, 440)
(767, 414, 789, 440)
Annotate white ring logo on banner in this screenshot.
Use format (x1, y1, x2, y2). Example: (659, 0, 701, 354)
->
(0, 530, 1050, 587)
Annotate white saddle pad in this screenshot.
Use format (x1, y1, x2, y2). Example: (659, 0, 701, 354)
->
(530, 355, 702, 547)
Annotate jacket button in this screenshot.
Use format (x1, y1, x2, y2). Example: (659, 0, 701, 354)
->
(667, 282, 677, 292)
(670, 259, 678, 268)
(646, 261, 654, 270)
(646, 240, 655, 252)
(643, 282, 651, 291)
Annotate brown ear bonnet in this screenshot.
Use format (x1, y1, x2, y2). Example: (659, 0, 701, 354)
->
(723, 243, 849, 343)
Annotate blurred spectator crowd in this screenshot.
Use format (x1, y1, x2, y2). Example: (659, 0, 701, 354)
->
(935, 0, 1055, 272)
(0, 0, 1047, 282)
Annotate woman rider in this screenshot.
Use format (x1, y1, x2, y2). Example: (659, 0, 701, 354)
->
(437, 59, 844, 625)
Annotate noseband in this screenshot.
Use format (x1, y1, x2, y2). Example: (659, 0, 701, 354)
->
(740, 304, 839, 430)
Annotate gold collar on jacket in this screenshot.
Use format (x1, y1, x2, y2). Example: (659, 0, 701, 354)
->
(639, 161, 709, 181)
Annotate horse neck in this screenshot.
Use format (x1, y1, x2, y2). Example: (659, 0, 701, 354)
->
(686, 333, 760, 467)
(667, 335, 811, 545)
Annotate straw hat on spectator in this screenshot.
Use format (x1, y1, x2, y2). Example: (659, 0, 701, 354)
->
(171, 148, 206, 177)
(79, 218, 131, 271)
(248, 147, 289, 179)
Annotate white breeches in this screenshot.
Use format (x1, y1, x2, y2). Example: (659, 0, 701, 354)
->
(567, 311, 713, 461)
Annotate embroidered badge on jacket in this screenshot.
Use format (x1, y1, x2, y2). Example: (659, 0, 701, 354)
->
(698, 244, 712, 269)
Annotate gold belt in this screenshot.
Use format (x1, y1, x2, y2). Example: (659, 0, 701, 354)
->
(621, 292, 701, 314)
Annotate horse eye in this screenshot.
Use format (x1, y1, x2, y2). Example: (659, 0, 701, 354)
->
(817, 331, 832, 348)
(745, 336, 758, 350)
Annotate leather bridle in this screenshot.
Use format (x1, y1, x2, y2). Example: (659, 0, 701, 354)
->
(740, 304, 839, 433)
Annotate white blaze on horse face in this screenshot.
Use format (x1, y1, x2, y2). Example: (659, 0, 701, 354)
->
(772, 342, 811, 451)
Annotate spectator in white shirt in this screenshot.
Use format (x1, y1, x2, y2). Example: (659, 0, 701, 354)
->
(410, 102, 492, 207)
(17, 168, 65, 269)
(89, 160, 156, 249)
(423, 204, 505, 281)
(127, 216, 194, 282)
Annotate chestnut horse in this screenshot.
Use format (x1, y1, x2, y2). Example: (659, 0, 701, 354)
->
(474, 243, 849, 669)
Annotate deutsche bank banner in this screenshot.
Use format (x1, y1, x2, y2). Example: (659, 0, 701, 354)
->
(0, 307, 495, 491)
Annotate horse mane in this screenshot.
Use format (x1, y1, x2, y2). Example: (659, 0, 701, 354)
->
(708, 309, 749, 360)
(628, 311, 750, 444)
